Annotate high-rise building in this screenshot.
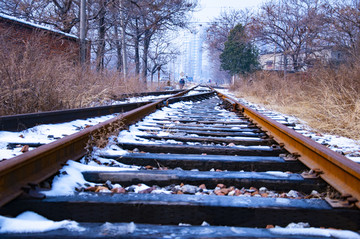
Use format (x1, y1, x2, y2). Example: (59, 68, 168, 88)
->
(180, 25, 205, 82)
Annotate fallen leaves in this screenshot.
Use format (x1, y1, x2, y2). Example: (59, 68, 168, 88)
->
(78, 180, 317, 199)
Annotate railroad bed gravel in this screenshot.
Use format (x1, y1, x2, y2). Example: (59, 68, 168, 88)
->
(0, 92, 359, 238)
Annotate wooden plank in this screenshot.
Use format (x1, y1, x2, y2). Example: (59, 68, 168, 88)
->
(137, 129, 265, 137)
(100, 153, 307, 172)
(138, 124, 262, 133)
(117, 143, 286, 156)
(1, 194, 359, 230)
(145, 122, 254, 128)
(136, 135, 274, 146)
(0, 223, 330, 238)
(151, 118, 250, 124)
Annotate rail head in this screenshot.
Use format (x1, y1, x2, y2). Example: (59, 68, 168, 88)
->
(213, 89, 360, 209)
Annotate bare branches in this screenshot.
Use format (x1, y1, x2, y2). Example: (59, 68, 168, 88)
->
(0, 0, 197, 80)
(250, 0, 327, 71)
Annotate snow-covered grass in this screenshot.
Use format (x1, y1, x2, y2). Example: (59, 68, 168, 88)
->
(0, 114, 118, 161)
(0, 94, 188, 160)
(218, 89, 360, 164)
(231, 69, 360, 140)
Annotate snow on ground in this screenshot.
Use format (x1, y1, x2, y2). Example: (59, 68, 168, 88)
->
(0, 88, 359, 236)
(0, 211, 84, 233)
(217, 89, 360, 164)
(183, 87, 212, 96)
(0, 114, 118, 161)
(108, 94, 172, 105)
(1, 212, 359, 238)
(269, 222, 360, 239)
(43, 158, 139, 197)
(113, 99, 275, 151)
(102, 85, 210, 105)
(0, 92, 188, 160)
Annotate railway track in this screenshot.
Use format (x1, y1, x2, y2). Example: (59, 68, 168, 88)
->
(0, 89, 184, 132)
(0, 86, 359, 238)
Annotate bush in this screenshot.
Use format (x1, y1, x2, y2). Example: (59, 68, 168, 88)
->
(232, 65, 360, 140)
(0, 31, 145, 116)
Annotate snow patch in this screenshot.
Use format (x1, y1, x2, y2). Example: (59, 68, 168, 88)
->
(0, 211, 84, 233)
(43, 160, 138, 196)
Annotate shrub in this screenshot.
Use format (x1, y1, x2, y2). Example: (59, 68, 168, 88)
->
(0, 31, 146, 116)
(232, 65, 360, 140)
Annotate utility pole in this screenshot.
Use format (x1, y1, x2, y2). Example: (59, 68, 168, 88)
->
(80, 0, 86, 64)
(120, 0, 128, 78)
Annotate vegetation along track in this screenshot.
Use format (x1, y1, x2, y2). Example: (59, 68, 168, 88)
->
(0, 86, 359, 238)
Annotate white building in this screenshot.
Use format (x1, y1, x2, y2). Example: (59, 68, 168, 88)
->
(259, 48, 346, 72)
(180, 25, 205, 82)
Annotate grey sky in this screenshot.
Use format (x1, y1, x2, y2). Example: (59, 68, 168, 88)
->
(192, 0, 265, 22)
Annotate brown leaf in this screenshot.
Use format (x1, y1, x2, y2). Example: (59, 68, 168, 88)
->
(220, 188, 232, 195)
(138, 186, 156, 194)
(95, 186, 109, 193)
(21, 145, 29, 153)
(235, 189, 242, 196)
(145, 165, 153, 170)
(84, 186, 97, 192)
(199, 184, 206, 190)
(216, 183, 226, 189)
(214, 190, 225, 196)
(111, 187, 126, 194)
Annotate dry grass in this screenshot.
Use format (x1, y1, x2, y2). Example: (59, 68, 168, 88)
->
(231, 65, 360, 140)
(0, 32, 147, 116)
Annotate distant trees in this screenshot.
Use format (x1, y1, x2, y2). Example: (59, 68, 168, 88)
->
(251, 0, 326, 71)
(205, 9, 252, 82)
(322, 0, 360, 62)
(0, 0, 80, 33)
(0, 0, 197, 82)
(220, 24, 259, 75)
(205, 0, 360, 79)
(125, 0, 197, 82)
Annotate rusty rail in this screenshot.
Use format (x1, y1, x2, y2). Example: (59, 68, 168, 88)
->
(214, 89, 360, 209)
(0, 87, 203, 207)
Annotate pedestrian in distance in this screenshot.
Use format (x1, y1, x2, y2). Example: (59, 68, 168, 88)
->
(179, 78, 185, 89)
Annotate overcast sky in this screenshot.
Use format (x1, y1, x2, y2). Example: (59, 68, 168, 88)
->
(192, 0, 265, 22)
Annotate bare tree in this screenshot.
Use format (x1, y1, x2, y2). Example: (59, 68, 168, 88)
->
(0, 0, 81, 33)
(251, 0, 326, 71)
(323, 0, 360, 61)
(148, 35, 178, 82)
(0, 0, 197, 80)
(94, 0, 107, 71)
(125, 0, 197, 82)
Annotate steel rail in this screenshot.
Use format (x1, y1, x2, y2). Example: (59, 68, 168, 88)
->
(114, 89, 182, 100)
(214, 89, 360, 209)
(0, 87, 206, 207)
(0, 102, 148, 131)
(0, 90, 185, 131)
